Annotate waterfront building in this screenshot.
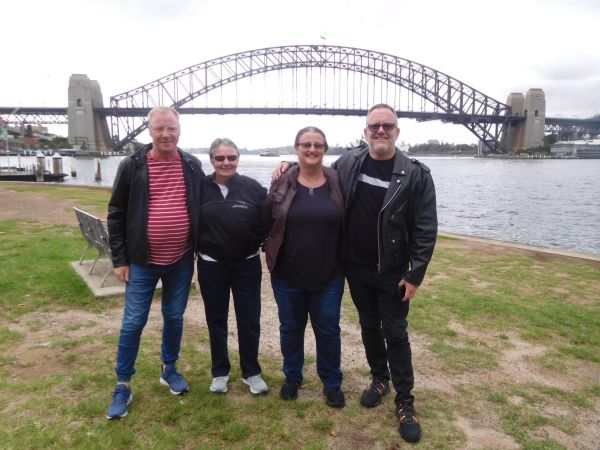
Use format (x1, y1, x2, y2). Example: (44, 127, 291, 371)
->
(551, 139, 600, 159)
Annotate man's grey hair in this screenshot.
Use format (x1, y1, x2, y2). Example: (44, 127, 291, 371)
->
(209, 137, 239, 159)
(366, 103, 398, 126)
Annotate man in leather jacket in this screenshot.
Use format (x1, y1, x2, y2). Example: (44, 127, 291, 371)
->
(335, 104, 437, 443)
(105, 106, 205, 419)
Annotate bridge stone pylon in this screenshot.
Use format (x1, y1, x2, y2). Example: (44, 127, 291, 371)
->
(68, 74, 111, 152)
(503, 89, 546, 152)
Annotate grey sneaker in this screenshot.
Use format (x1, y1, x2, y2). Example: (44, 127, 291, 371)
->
(210, 375, 229, 393)
(242, 374, 269, 395)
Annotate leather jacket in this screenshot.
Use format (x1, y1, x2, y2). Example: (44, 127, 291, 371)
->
(264, 164, 345, 272)
(333, 143, 437, 285)
(107, 144, 205, 267)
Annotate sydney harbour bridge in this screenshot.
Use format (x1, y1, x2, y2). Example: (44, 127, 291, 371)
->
(1, 45, 599, 154)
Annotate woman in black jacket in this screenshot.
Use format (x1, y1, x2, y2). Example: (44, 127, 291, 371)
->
(197, 138, 268, 395)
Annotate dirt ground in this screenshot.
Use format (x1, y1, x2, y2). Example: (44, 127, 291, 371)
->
(1, 184, 599, 450)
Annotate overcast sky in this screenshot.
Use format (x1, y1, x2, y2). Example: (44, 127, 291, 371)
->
(2, 0, 599, 149)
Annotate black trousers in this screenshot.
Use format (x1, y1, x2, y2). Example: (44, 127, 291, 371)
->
(346, 264, 414, 405)
(197, 255, 262, 379)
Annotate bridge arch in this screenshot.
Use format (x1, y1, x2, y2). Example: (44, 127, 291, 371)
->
(110, 45, 511, 152)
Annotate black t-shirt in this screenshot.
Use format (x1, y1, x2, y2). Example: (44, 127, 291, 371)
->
(274, 181, 343, 291)
(347, 154, 395, 266)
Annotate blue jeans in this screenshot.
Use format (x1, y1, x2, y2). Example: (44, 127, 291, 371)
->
(197, 255, 262, 379)
(346, 264, 414, 405)
(271, 274, 344, 390)
(115, 251, 194, 382)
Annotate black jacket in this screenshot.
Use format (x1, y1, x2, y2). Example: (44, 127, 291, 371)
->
(333, 143, 437, 285)
(198, 173, 267, 262)
(107, 144, 205, 267)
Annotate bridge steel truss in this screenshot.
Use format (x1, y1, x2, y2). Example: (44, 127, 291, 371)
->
(0, 107, 68, 125)
(545, 117, 600, 141)
(109, 45, 513, 152)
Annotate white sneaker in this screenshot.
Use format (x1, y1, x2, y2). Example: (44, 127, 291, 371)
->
(210, 375, 229, 393)
(242, 374, 269, 395)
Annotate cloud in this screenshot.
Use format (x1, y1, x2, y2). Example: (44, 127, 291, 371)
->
(545, 76, 600, 117)
(109, 0, 201, 18)
(546, 0, 600, 13)
(537, 57, 600, 82)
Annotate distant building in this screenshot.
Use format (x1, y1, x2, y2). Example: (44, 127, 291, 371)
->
(427, 139, 440, 145)
(551, 139, 600, 159)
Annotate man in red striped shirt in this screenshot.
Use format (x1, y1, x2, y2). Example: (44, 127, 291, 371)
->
(106, 107, 205, 419)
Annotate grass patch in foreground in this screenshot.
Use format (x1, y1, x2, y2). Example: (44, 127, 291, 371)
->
(1, 184, 599, 449)
(410, 242, 600, 370)
(0, 220, 103, 319)
(2, 335, 401, 450)
(1, 182, 111, 216)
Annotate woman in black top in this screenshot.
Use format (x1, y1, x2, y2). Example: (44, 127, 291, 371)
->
(197, 138, 268, 395)
(264, 126, 346, 407)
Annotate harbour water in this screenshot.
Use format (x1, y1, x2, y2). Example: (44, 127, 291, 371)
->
(3, 153, 599, 255)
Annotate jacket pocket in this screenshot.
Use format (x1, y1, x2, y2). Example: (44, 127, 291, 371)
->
(269, 191, 284, 219)
(384, 228, 407, 265)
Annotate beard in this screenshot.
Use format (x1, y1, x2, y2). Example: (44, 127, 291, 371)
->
(369, 140, 395, 157)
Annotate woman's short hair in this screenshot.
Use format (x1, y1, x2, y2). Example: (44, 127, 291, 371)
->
(294, 126, 329, 152)
(209, 138, 240, 159)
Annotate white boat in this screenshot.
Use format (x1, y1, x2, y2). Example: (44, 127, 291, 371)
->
(260, 150, 279, 157)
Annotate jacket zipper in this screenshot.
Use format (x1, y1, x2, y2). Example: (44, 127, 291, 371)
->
(377, 177, 402, 272)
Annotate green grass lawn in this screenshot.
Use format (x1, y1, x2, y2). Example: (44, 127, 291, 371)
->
(0, 185, 598, 449)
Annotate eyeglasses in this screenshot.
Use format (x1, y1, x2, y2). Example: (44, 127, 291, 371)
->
(298, 142, 325, 150)
(366, 122, 397, 133)
(212, 155, 238, 162)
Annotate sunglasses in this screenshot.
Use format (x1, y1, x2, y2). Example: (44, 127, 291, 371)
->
(213, 155, 238, 162)
(298, 142, 325, 150)
(366, 122, 397, 133)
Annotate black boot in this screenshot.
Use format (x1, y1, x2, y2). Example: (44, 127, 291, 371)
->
(395, 399, 421, 443)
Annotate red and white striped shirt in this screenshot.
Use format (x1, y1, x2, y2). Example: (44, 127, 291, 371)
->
(147, 152, 191, 265)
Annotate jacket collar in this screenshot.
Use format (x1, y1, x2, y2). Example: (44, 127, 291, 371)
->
(208, 172, 239, 186)
(279, 164, 338, 190)
(352, 143, 409, 176)
(131, 143, 186, 165)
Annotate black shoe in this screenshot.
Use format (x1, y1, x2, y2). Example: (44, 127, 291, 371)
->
(395, 401, 422, 443)
(279, 380, 300, 400)
(360, 377, 390, 407)
(323, 387, 345, 408)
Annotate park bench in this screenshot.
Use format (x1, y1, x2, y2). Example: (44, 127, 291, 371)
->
(73, 207, 113, 287)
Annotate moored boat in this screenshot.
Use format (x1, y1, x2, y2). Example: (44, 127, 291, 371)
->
(260, 150, 279, 157)
(0, 170, 67, 182)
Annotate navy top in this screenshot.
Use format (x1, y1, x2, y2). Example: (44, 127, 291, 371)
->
(274, 181, 343, 291)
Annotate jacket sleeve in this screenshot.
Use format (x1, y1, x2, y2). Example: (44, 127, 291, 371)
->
(405, 170, 438, 286)
(107, 158, 131, 268)
(255, 183, 270, 244)
(260, 178, 279, 244)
